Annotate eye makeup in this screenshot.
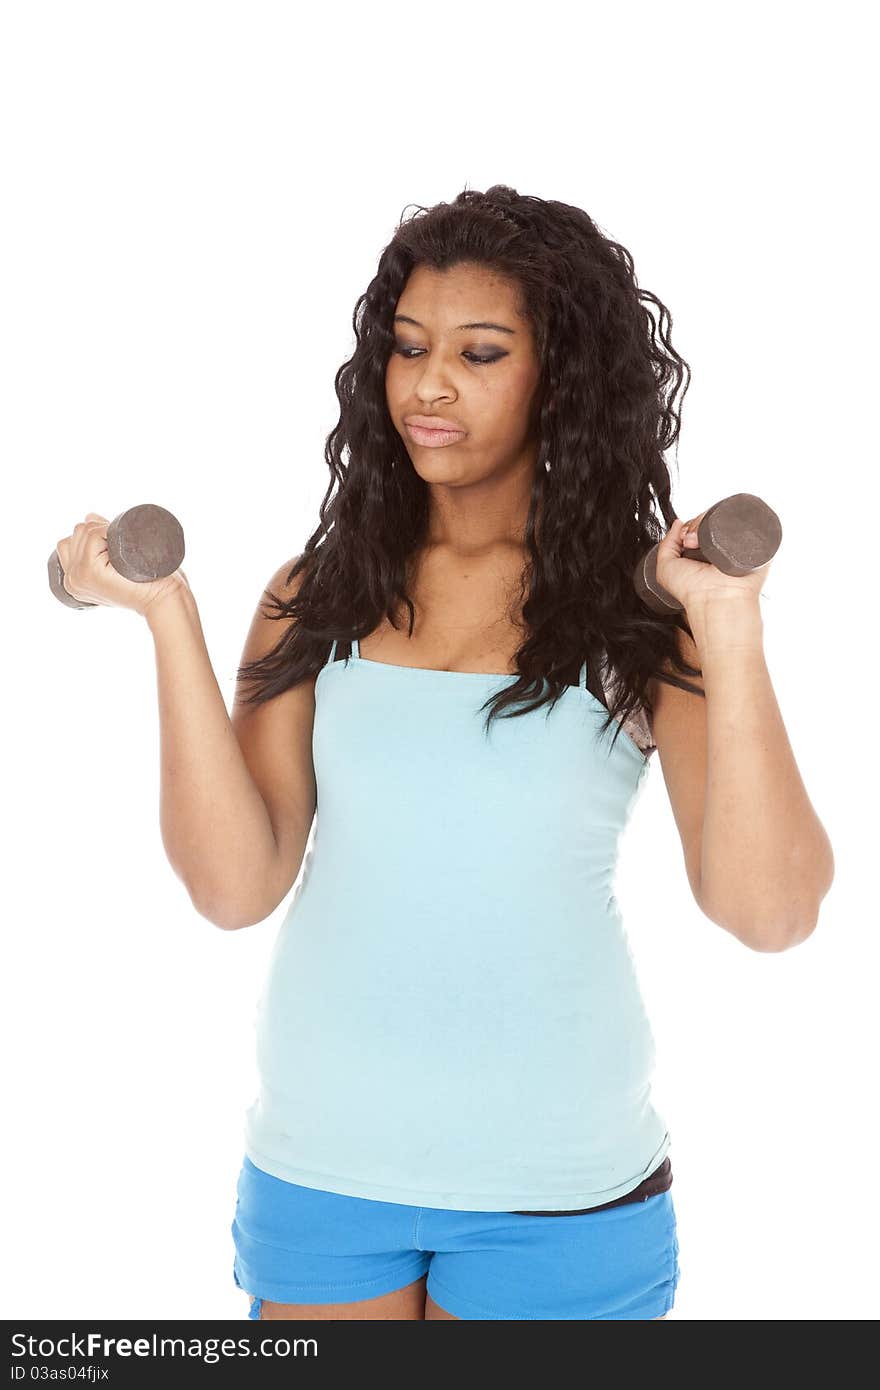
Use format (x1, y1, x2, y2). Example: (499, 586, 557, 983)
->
(391, 344, 508, 366)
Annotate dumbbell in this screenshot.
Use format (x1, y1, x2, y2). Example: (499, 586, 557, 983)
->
(633, 492, 782, 615)
(48, 503, 185, 610)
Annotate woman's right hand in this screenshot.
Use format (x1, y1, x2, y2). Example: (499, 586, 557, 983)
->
(54, 512, 190, 618)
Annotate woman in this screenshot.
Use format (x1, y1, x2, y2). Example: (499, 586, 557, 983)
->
(57, 184, 834, 1320)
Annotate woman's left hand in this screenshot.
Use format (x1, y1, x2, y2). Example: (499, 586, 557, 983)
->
(653, 513, 772, 613)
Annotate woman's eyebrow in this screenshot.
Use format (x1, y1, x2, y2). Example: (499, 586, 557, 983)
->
(394, 314, 516, 335)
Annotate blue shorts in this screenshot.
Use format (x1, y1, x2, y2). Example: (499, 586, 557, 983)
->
(231, 1155, 681, 1320)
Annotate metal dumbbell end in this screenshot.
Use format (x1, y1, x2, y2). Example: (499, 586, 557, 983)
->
(633, 492, 782, 616)
(48, 503, 186, 610)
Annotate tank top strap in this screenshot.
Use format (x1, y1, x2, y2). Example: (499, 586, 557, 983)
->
(578, 659, 588, 691)
(351, 638, 360, 657)
(324, 637, 359, 668)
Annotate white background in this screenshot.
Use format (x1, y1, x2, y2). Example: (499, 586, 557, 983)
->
(2, 0, 876, 1321)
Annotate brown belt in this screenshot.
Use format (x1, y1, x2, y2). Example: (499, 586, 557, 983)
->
(509, 1155, 672, 1216)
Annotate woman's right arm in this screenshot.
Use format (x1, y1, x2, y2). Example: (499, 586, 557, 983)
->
(146, 570, 314, 930)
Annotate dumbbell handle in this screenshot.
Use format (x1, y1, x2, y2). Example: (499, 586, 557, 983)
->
(633, 492, 782, 616)
(48, 503, 185, 610)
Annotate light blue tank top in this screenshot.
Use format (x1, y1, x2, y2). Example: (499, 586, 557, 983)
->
(243, 638, 670, 1211)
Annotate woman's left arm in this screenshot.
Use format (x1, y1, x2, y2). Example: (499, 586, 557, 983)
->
(687, 592, 835, 952)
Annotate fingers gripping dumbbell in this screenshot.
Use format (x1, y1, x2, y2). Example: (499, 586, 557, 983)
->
(48, 503, 185, 610)
(633, 492, 782, 615)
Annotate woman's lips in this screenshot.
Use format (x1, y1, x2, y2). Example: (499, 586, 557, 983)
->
(405, 423, 467, 447)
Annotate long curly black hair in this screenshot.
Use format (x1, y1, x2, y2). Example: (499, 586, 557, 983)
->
(235, 184, 704, 756)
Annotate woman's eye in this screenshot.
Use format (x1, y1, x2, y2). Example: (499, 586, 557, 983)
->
(392, 345, 506, 366)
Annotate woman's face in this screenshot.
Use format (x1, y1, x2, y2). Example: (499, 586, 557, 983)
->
(385, 261, 543, 490)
